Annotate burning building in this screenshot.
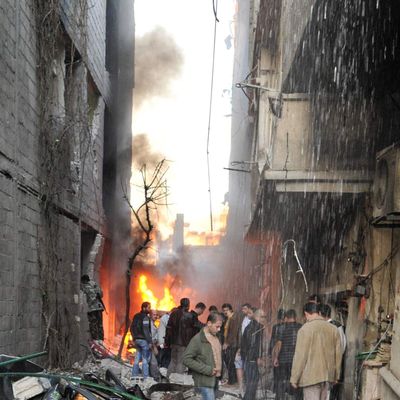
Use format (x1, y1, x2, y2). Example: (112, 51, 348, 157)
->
(226, 0, 400, 398)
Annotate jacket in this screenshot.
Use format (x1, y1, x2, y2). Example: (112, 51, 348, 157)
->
(166, 307, 193, 347)
(81, 281, 104, 312)
(131, 311, 152, 343)
(183, 329, 219, 388)
(186, 310, 205, 343)
(290, 318, 342, 387)
(224, 312, 242, 348)
(240, 320, 264, 362)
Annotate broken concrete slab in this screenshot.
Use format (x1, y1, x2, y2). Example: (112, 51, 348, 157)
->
(12, 376, 51, 399)
(168, 373, 194, 386)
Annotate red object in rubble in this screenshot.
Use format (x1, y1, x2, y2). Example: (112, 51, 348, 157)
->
(89, 340, 115, 359)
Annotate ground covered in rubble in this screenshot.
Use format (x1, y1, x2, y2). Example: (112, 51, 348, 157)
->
(2, 351, 275, 399)
(66, 357, 275, 399)
(69, 358, 245, 399)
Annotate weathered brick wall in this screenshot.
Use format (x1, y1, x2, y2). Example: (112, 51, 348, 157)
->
(0, 0, 111, 362)
(60, 0, 109, 102)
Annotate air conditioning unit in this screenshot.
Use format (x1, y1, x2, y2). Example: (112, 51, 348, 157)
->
(372, 144, 400, 227)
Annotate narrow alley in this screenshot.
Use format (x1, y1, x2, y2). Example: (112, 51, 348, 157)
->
(0, 0, 399, 399)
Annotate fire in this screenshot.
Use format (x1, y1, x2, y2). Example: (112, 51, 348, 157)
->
(138, 275, 177, 311)
(183, 204, 228, 246)
(185, 231, 222, 246)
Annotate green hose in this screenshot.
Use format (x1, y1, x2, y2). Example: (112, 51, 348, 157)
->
(0, 351, 47, 367)
(0, 372, 143, 400)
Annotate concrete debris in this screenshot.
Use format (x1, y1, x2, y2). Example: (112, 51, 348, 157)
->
(150, 392, 185, 400)
(182, 388, 198, 399)
(2, 352, 275, 400)
(12, 376, 51, 399)
(168, 373, 194, 386)
(150, 388, 201, 400)
(219, 395, 241, 400)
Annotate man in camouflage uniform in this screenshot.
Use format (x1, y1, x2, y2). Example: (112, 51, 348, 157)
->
(81, 274, 105, 341)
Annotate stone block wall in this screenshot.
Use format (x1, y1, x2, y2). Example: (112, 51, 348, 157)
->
(0, 0, 115, 363)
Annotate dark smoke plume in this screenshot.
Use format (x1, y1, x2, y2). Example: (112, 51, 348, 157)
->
(132, 133, 163, 168)
(134, 26, 184, 108)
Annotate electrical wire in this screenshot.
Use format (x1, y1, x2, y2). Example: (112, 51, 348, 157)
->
(355, 320, 392, 398)
(366, 242, 400, 279)
(206, 0, 219, 231)
(283, 239, 309, 293)
(212, 0, 219, 22)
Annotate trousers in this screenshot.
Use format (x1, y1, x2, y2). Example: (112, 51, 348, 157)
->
(223, 346, 238, 384)
(303, 382, 330, 400)
(243, 360, 259, 400)
(132, 339, 151, 378)
(87, 310, 104, 340)
(167, 345, 186, 375)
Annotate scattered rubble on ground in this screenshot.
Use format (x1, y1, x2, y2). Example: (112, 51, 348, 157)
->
(0, 347, 276, 399)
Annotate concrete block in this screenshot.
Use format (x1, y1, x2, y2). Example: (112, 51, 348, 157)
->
(12, 376, 51, 399)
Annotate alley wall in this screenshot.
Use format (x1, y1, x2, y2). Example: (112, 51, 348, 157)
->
(0, 0, 133, 366)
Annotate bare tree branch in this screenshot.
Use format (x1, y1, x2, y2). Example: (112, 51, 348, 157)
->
(117, 159, 169, 357)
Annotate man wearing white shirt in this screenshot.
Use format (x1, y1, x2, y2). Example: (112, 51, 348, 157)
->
(235, 303, 252, 395)
(157, 312, 171, 368)
(319, 304, 346, 354)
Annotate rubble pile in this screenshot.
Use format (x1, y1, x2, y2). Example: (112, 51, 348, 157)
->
(0, 349, 262, 399)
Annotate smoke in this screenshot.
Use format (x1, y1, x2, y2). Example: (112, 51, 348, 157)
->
(132, 133, 163, 168)
(134, 26, 184, 108)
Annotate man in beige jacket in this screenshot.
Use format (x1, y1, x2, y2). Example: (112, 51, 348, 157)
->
(290, 302, 342, 400)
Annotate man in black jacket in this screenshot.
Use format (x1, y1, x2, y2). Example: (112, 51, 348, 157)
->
(187, 302, 206, 340)
(166, 298, 191, 376)
(131, 302, 152, 379)
(241, 308, 264, 400)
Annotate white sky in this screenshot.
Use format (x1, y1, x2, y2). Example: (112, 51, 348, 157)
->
(133, 0, 234, 234)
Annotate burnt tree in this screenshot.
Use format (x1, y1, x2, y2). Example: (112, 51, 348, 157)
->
(118, 160, 169, 357)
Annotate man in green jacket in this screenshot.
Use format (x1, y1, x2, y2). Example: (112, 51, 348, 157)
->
(183, 312, 223, 400)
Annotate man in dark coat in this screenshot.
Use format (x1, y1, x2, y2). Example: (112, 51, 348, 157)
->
(241, 308, 264, 400)
(131, 302, 152, 379)
(186, 302, 206, 341)
(222, 303, 243, 385)
(166, 298, 191, 375)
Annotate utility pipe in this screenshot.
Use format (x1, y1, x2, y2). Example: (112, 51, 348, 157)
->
(0, 351, 47, 368)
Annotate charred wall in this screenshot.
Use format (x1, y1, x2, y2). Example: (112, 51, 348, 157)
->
(100, 0, 135, 340)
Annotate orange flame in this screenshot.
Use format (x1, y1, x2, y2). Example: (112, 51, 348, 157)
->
(138, 275, 177, 311)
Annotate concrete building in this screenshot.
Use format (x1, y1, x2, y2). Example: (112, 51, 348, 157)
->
(0, 1, 134, 367)
(227, 0, 400, 398)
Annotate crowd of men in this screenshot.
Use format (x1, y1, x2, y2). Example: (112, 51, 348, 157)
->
(270, 295, 345, 400)
(129, 294, 345, 400)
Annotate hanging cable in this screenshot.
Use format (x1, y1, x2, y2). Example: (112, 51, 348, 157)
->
(212, 0, 219, 22)
(206, 0, 219, 231)
(283, 239, 309, 293)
